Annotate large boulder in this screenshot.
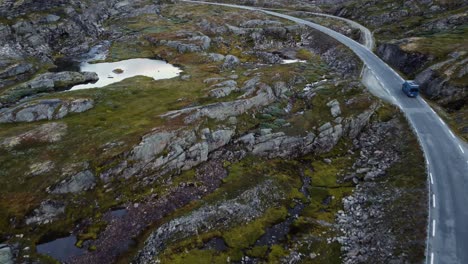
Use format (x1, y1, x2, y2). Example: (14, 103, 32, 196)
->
(222, 55, 240, 70)
(327, 99, 342, 117)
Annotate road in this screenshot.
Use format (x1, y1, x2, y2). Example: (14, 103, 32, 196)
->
(264, 8, 374, 50)
(181, 1, 468, 263)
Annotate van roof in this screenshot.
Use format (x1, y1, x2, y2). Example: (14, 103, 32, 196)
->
(406, 80, 418, 86)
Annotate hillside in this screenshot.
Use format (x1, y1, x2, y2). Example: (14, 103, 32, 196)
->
(0, 1, 441, 263)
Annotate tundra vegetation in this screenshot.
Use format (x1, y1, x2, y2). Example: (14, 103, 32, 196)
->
(0, 1, 430, 264)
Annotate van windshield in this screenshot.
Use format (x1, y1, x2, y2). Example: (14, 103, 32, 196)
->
(410, 88, 418, 92)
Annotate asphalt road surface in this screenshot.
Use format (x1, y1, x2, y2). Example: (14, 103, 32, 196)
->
(182, 1, 468, 263)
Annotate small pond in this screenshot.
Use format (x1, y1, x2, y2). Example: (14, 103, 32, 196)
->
(36, 235, 85, 262)
(71, 58, 182, 90)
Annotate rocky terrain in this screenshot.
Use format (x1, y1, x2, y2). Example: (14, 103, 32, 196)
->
(319, 0, 468, 139)
(0, 1, 429, 264)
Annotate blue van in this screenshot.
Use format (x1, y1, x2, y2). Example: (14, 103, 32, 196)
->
(402, 80, 419, 97)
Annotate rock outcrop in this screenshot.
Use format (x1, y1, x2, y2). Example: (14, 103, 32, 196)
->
(25, 200, 65, 225)
(101, 127, 236, 183)
(208, 80, 239, 98)
(135, 181, 281, 263)
(0, 122, 67, 149)
(0, 98, 94, 123)
(49, 170, 96, 194)
(0, 71, 98, 106)
(327, 99, 342, 117)
(222, 55, 240, 70)
(0, 244, 13, 264)
(162, 83, 276, 124)
(149, 32, 211, 53)
(376, 42, 430, 76)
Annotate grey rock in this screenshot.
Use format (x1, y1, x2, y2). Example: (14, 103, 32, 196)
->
(25, 200, 65, 225)
(157, 33, 211, 54)
(319, 122, 333, 132)
(28, 161, 55, 177)
(327, 99, 342, 117)
(190, 35, 211, 50)
(105, 127, 235, 182)
(0, 63, 34, 79)
(249, 51, 283, 64)
(0, 98, 94, 123)
(1, 122, 67, 149)
(50, 170, 96, 194)
(209, 80, 238, 98)
(222, 55, 240, 70)
(0, 244, 13, 264)
(240, 76, 261, 97)
(163, 83, 276, 124)
(180, 75, 191, 81)
(240, 19, 283, 28)
(207, 53, 225, 62)
(131, 131, 175, 162)
(203, 77, 225, 84)
(135, 181, 281, 263)
(69, 98, 94, 113)
(273, 81, 289, 98)
(45, 14, 61, 23)
(1, 71, 98, 105)
(377, 42, 429, 76)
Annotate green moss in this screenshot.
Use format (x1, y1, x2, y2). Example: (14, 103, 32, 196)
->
(247, 245, 269, 258)
(223, 207, 287, 249)
(296, 48, 314, 61)
(159, 249, 229, 264)
(268, 245, 288, 262)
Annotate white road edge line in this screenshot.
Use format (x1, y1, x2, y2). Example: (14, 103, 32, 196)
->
(449, 130, 456, 139)
(427, 159, 430, 165)
(438, 117, 444, 124)
(431, 252, 434, 264)
(459, 145, 465, 154)
(430, 173, 433, 184)
(432, 220, 436, 237)
(433, 194, 436, 208)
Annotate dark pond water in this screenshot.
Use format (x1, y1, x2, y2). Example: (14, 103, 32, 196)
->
(36, 235, 85, 262)
(110, 208, 128, 218)
(255, 177, 311, 246)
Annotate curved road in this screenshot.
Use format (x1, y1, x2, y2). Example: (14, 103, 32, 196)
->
(181, 1, 468, 263)
(264, 8, 374, 50)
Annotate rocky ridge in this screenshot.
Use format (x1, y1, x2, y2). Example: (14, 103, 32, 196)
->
(0, 98, 94, 123)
